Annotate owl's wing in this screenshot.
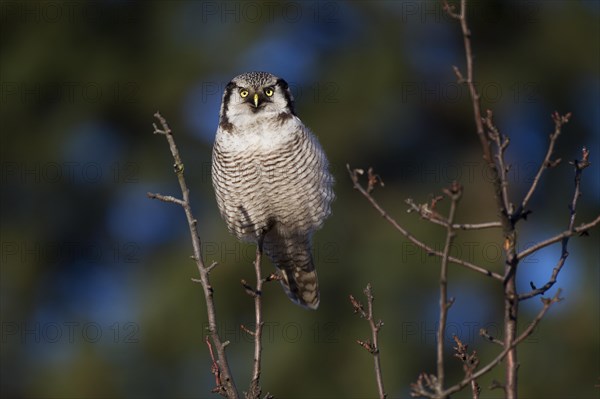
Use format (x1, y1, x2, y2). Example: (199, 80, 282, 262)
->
(262, 231, 319, 310)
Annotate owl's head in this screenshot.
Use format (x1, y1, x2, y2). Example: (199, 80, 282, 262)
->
(219, 72, 296, 131)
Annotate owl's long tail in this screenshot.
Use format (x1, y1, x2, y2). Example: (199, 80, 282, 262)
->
(262, 232, 320, 310)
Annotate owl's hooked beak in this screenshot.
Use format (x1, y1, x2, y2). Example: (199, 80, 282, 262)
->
(253, 93, 259, 108)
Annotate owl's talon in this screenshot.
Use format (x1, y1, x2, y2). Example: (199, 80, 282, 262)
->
(264, 272, 283, 283)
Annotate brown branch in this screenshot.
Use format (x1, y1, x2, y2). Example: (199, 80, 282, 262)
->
(436, 291, 563, 398)
(452, 336, 480, 399)
(479, 328, 503, 347)
(444, 1, 519, 395)
(515, 112, 570, 221)
(348, 165, 503, 281)
(484, 110, 512, 214)
(350, 284, 387, 399)
(436, 182, 462, 396)
(406, 198, 502, 230)
(519, 148, 594, 300)
(516, 216, 600, 260)
(147, 112, 238, 398)
(411, 290, 562, 398)
(448, 0, 498, 177)
(206, 337, 225, 394)
(452, 221, 502, 230)
(147, 192, 186, 206)
(246, 239, 265, 399)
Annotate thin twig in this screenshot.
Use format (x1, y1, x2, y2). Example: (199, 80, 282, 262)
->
(348, 165, 502, 281)
(436, 182, 462, 395)
(206, 337, 225, 394)
(350, 284, 387, 399)
(146, 192, 186, 206)
(406, 198, 501, 230)
(479, 329, 503, 347)
(452, 336, 480, 399)
(519, 148, 594, 300)
(148, 112, 238, 398)
(517, 216, 600, 260)
(484, 110, 512, 214)
(515, 112, 570, 221)
(427, 291, 562, 398)
(452, 221, 502, 230)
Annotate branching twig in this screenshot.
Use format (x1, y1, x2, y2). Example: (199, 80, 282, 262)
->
(440, 290, 562, 397)
(519, 147, 594, 300)
(444, 1, 519, 395)
(516, 216, 600, 260)
(406, 198, 501, 230)
(350, 284, 387, 399)
(147, 112, 238, 398)
(515, 112, 571, 221)
(452, 336, 480, 399)
(436, 182, 462, 395)
(353, 2, 598, 398)
(413, 291, 562, 398)
(348, 165, 502, 281)
(484, 110, 512, 214)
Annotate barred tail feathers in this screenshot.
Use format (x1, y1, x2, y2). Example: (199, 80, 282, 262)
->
(263, 233, 320, 310)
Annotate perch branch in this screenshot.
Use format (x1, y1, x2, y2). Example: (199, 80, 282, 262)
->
(147, 112, 238, 398)
(246, 237, 265, 399)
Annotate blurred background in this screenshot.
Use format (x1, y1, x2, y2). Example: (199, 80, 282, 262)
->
(1, 1, 599, 398)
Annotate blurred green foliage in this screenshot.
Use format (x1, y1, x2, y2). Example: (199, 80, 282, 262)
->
(1, 1, 598, 398)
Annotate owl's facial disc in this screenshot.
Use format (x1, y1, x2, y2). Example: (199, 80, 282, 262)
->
(219, 73, 296, 130)
(238, 86, 276, 111)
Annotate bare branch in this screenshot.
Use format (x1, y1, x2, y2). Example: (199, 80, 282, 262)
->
(515, 111, 571, 221)
(516, 216, 600, 260)
(442, 0, 461, 20)
(439, 291, 562, 397)
(479, 329, 503, 347)
(484, 110, 512, 214)
(410, 373, 440, 398)
(148, 112, 238, 398)
(348, 165, 503, 280)
(406, 198, 501, 230)
(246, 239, 265, 399)
(146, 192, 186, 206)
(519, 148, 596, 300)
(452, 336, 480, 399)
(444, 1, 520, 395)
(436, 182, 462, 394)
(350, 284, 387, 399)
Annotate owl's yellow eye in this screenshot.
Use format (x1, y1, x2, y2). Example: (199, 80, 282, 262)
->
(264, 87, 274, 97)
(239, 89, 249, 98)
